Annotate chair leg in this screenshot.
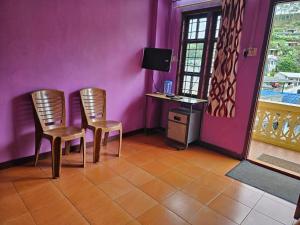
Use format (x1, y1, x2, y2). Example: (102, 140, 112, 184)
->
(103, 132, 109, 146)
(65, 141, 71, 155)
(79, 138, 82, 153)
(118, 127, 122, 157)
(80, 136, 86, 168)
(51, 139, 55, 178)
(52, 137, 62, 178)
(93, 129, 102, 163)
(34, 133, 42, 166)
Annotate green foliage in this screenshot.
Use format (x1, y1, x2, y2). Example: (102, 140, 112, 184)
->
(277, 48, 300, 72)
(277, 56, 300, 72)
(268, 3, 300, 73)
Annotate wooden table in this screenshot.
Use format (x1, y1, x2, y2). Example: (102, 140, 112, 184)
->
(145, 93, 208, 149)
(145, 93, 207, 106)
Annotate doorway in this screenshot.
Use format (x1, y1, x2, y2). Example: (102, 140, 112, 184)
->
(247, 0, 300, 177)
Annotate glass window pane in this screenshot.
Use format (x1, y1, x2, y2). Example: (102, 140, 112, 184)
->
(188, 19, 198, 39)
(184, 43, 204, 73)
(198, 18, 207, 39)
(215, 16, 221, 38)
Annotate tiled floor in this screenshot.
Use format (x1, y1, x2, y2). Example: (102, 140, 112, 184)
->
(0, 134, 298, 225)
(248, 140, 300, 177)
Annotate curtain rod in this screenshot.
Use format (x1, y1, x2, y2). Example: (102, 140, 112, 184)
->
(174, 0, 221, 9)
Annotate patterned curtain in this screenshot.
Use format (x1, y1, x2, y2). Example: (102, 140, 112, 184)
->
(207, 0, 246, 118)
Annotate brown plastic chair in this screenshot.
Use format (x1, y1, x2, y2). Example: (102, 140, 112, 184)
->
(31, 89, 86, 178)
(80, 88, 122, 163)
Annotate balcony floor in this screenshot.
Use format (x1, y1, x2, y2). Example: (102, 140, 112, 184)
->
(248, 140, 300, 178)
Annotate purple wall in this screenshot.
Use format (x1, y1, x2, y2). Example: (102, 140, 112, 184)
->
(0, 0, 273, 163)
(158, 0, 271, 156)
(0, 0, 171, 163)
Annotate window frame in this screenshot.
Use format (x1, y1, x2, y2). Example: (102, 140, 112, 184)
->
(176, 7, 221, 99)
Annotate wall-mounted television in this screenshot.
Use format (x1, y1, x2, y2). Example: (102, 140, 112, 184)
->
(142, 48, 173, 72)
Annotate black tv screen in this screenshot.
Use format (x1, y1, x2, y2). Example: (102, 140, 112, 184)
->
(142, 48, 172, 72)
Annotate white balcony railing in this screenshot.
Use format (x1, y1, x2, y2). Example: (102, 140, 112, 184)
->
(252, 100, 300, 152)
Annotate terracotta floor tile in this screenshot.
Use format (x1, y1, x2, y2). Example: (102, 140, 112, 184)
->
(0, 166, 44, 183)
(188, 158, 216, 171)
(140, 161, 171, 177)
(230, 181, 264, 195)
(103, 158, 138, 175)
(43, 208, 89, 225)
(11, 166, 50, 194)
(241, 210, 284, 225)
(126, 220, 142, 225)
(84, 164, 117, 185)
(209, 158, 239, 176)
(222, 183, 263, 208)
(3, 213, 36, 225)
(68, 185, 110, 212)
(53, 173, 94, 197)
(263, 192, 297, 210)
(121, 167, 155, 186)
(137, 205, 189, 225)
(159, 170, 194, 190)
(190, 207, 238, 225)
(208, 194, 251, 224)
(31, 200, 87, 225)
(140, 178, 177, 202)
(119, 144, 140, 156)
(116, 189, 158, 218)
(125, 153, 155, 167)
(0, 182, 18, 200)
(20, 182, 65, 212)
(174, 163, 207, 179)
(0, 193, 28, 224)
(254, 196, 295, 225)
(80, 200, 132, 225)
(182, 181, 221, 205)
(98, 176, 136, 199)
(162, 191, 204, 223)
(157, 155, 185, 168)
(196, 172, 233, 192)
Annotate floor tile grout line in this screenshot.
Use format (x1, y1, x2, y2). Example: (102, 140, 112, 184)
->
(11, 182, 38, 225)
(252, 209, 288, 225)
(80, 168, 138, 221)
(237, 184, 266, 225)
(49, 178, 93, 225)
(3, 211, 37, 225)
(37, 165, 92, 225)
(244, 190, 294, 225)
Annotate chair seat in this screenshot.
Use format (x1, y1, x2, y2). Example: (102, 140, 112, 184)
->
(89, 120, 121, 131)
(44, 126, 84, 141)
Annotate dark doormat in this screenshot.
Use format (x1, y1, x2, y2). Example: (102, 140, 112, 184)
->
(226, 161, 300, 204)
(257, 154, 300, 174)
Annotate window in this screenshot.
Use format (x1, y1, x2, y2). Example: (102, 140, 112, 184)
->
(177, 9, 221, 98)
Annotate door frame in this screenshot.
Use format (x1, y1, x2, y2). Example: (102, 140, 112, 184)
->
(242, 0, 300, 160)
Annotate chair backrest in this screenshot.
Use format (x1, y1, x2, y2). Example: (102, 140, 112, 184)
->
(31, 89, 66, 131)
(80, 88, 106, 125)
